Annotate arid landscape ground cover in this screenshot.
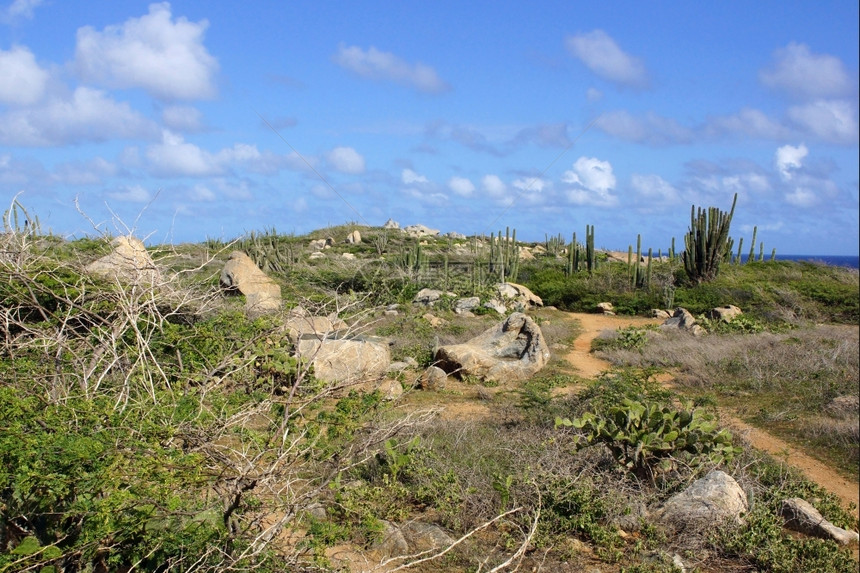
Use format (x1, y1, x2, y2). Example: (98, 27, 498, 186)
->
(1, 206, 858, 572)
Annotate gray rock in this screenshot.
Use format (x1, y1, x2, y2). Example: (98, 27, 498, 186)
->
(780, 497, 860, 545)
(655, 470, 747, 532)
(650, 309, 671, 319)
(706, 304, 742, 322)
(597, 302, 614, 314)
(400, 521, 454, 552)
(419, 366, 447, 391)
(85, 236, 160, 285)
(295, 337, 390, 383)
(383, 218, 400, 230)
(220, 251, 281, 316)
(496, 282, 543, 308)
(434, 312, 550, 383)
(376, 521, 409, 557)
(345, 230, 361, 244)
(454, 297, 481, 314)
(413, 288, 456, 306)
(403, 224, 440, 238)
(482, 299, 507, 315)
(661, 307, 705, 336)
(283, 315, 347, 344)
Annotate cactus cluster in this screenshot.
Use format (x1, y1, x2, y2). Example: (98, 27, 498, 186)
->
(489, 227, 519, 282)
(235, 228, 297, 273)
(682, 193, 737, 284)
(565, 225, 597, 276)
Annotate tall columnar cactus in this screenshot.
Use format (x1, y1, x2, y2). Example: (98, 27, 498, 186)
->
(682, 193, 737, 284)
(585, 224, 596, 273)
(747, 226, 757, 265)
(735, 237, 744, 265)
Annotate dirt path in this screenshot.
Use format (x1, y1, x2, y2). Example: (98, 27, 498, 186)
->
(563, 312, 860, 518)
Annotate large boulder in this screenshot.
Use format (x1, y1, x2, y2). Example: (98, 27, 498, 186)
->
(85, 236, 160, 285)
(655, 470, 747, 532)
(296, 337, 390, 384)
(220, 251, 281, 316)
(283, 314, 348, 344)
(496, 282, 543, 309)
(434, 312, 550, 382)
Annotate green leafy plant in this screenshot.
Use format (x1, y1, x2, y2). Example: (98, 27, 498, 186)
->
(557, 399, 740, 479)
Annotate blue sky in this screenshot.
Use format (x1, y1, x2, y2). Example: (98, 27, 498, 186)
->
(1, 1, 858, 254)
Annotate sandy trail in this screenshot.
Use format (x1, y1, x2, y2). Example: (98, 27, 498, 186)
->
(564, 312, 860, 518)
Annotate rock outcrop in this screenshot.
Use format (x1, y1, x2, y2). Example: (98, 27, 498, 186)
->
(434, 312, 550, 382)
(85, 236, 160, 285)
(220, 251, 281, 316)
(403, 224, 439, 238)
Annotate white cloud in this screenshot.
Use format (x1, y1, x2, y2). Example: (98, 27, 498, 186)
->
(775, 144, 808, 181)
(586, 87, 603, 102)
(512, 177, 548, 205)
(785, 186, 817, 207)
(326, 146, 365, 174)
(403, 188, 448, 205)
(760, 43, 853, 100)
(704, 108, 793, 141)
(2, 0, 42, 21)
(0, 87, 158, 146)
(787, 100, 859, 145)
(333, 44, 449, 93)
(565, 30, 648, 88)
(162, 105, 204, 132)
(52, 157, 116, 185)
(145, 130, 286, 177)
(0, 46, 49, 105)
(401, 168, 429, 185)
(481, 174, 507, 197)
(596, 110, 692, 145)
(561, 156, 618, 207)
(189, 183, 215, 201)
(512, 177, 546, 193)
(108, 184, 151, 203)
(448, 176, 475, 197)
(630, 174, 679, 203)
(74, 2, 218, 100)
(146, 130, 217, 176)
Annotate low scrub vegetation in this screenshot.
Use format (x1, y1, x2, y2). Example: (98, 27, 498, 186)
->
(1, 206, 858, 572)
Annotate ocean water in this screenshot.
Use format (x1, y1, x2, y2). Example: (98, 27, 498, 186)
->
(758, 255, 860, 269)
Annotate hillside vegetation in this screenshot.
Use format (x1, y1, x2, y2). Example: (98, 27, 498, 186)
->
(1, 211, 858, 572)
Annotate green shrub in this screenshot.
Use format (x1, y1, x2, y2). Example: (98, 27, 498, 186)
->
(557, 398, 740, 479)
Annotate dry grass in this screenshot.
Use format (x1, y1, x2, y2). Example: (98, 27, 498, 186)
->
(597, 324, 860, 477)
